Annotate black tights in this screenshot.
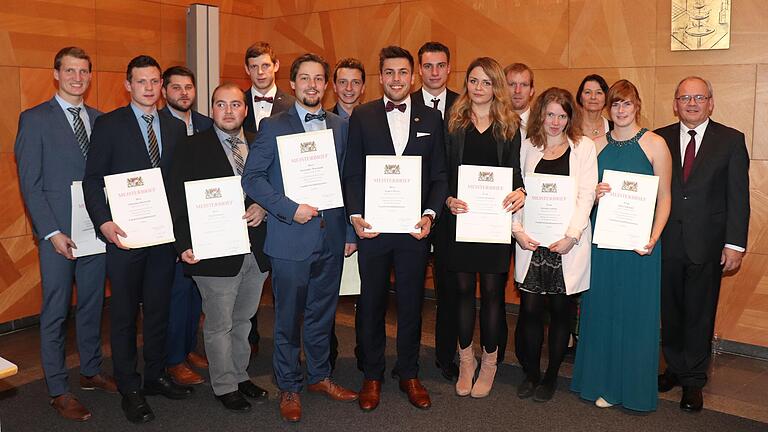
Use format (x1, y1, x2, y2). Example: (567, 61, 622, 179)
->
(514, 291, 573, 383)
(453, 272, 507, 353)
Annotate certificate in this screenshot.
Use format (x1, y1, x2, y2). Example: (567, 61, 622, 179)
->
(455, 165, 513, 244)
(364, 155, 422, 234)
(592, 169, 659, 251)
(184, 176, 250, 260)
(70, 181, 105, 257)
(277, 129, 344, 210)
(522, 173, 575, 246)
(103, 168, 175, 249)
(339, 253, 361, 296)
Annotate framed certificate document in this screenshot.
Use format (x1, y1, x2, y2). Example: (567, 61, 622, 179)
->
(277, 129, 344, 210)
(592, 169, 659, 251)
(522, 173, 575, 246)
(364, 155, 422, 234)
(70, 181, 106, 257)
(103, 168, 175, 249)
(184, 176, 251, 260)
(455, 165, 513, 244)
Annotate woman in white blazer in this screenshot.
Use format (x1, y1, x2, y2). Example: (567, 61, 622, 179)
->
(512, 87, 597, 402)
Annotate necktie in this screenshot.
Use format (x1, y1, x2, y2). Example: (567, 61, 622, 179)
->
(227, 136, 245, 175)
(683, 130, 696, 182)
(304, 112, 327, 122)
(385, 101, 407, 112)
(141, 114, 160, 168)
(431, 98, 439, 109)
(254, 95, 274, 103)
(66, 107, 89, 158)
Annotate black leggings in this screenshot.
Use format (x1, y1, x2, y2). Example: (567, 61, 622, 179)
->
(514, 291, 573, 383)
(453, 271, 507, 353)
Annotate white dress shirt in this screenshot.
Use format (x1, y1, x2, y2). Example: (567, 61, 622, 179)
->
(251, 85, 278, 131)
(519, 108, 530, 141)
(421, 88, 447, 118)
(167, 106, 194, 136)
(678, 119, 709, 165)
(384, 95, 411, 156)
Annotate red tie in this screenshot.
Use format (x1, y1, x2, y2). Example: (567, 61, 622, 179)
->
(683, 130, 696, 182)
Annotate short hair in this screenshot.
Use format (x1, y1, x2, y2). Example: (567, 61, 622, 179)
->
(674, 76, 714, 98)
(126, 55, 161, 81)
(244, 41, 277, 65)
(576, 74, 610, 107)
(503, 63, 534, 88)
(606, 79, 642, 122)
(289, 53, 330, 82)
(527, 87, 583, 148)
(417, 41, 450, 64)
(333, 57, 366, 83)
(54, 46, 92, 72)
(211, 82, 247, 106)
(379, 46, 414, 73)
(162, 65, 196, 89)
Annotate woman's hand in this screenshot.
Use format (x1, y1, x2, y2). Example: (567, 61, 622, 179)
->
(634, 236, 657, 256)
(549, 236, 577, 255)
(446, 196, 469, 215)
(503, 189, 526, 213)
(595, 182, 611, 203)
(513, 231, 540, 251)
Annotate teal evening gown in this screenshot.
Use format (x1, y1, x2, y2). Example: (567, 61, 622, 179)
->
(570, 128, 660, 412)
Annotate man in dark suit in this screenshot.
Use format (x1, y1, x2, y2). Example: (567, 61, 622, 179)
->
(343, 45, 448, 412)
(15, 46, 116, 422)
(160, 65, 213, 135)
(167, 82, 270, 412)
(411, 41, 459, 119)
(655, 76, 750, 412)
(242, 53, 358, 423)
(83, 55, 192, 424)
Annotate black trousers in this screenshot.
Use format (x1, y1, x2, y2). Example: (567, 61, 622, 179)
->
(432, 249, 459, 368)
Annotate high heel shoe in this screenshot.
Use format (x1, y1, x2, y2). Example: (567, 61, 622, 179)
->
(470, 347, 498, 398)
(455, 344, 476, 397)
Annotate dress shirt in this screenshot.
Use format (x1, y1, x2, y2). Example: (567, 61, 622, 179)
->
(129, 103, 163, 157)
(295, 102, 328, 132)
(55, 94, 92, 138)
(384, 96, 411, 156)
(519, 108, 530, 141)
(214, 126, 248, 176)
(335, 104, 351, 120)
(421, 88, 447, 118)
(251, 85, 278, 131)
(167, 106, 194, 136)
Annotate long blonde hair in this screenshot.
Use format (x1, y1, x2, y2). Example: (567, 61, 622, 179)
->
(527, 87, 583, 148)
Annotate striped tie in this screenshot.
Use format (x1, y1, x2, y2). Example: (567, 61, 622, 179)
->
(227, 136, 245, 175)
(66, 107, 89, 158)
(141, 114, 160, 167)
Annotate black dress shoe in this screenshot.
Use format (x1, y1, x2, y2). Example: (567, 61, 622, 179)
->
(658, 373, 679, 393)
(144, 375, 194, 400)
(517, 377, 538, 399)
(435, 360, 459, 381)
(238, 380, 268, 400)
(121, 390, 155, 424)
(216, 390, 251, 412)
(533, 379, 557, 403)
(680, 386, 703, 412)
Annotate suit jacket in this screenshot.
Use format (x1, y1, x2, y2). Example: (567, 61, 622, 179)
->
(15, 97, 101, 240)
(168, 128, 269, 275)
(159, 106, 213, 134)
(655, 120, 750, 263)
(83, 105, 187, 232)
(411, 87, 460, 116)
(242, 104, 354, 261)
(243, 87, 295, 134)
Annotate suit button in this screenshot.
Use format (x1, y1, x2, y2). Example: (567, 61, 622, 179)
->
(683, 196, 688, 200)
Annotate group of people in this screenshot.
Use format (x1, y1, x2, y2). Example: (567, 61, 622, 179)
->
(13, 38, 749, 425)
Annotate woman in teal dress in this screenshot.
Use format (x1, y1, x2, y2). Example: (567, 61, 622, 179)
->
(571, 79, 672, 411)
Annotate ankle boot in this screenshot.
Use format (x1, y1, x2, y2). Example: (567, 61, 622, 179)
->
(455, 344, 476, 396)
(470, 347, 498, 398)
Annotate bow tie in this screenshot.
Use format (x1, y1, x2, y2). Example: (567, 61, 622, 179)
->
(304, 112, 327, 122)
(254, 95, 274, 103)
(385, 101, 407, 112)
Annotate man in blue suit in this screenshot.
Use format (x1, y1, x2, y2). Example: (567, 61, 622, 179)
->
(15, 46, 116, 422)
(242, 53, 358, 423)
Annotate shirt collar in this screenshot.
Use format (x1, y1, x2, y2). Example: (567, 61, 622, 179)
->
(214, 125, 245, 145)
(252, 84, 277, 99)
(295, 102, 325, 122)
(421, 87, 446, 103)
(680, 118, 710, 137)
(335, 104, 351, 119)
(54, 94, 85, 111)
(166, 105, 190, 122)
(130, 102, 158, 121)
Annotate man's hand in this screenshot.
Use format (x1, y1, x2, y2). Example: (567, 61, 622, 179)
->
(721, 247, 744, 272)
(446, 196, 468, 215)
(180, 249, 200, 264)
(344, 242, 358, 257)
(244, 203, 267, 227)
(50, 233, 76, 260)
(99, 221, 128, 250)
(410, 216, 432, 240)
(351, 216, 379, 239)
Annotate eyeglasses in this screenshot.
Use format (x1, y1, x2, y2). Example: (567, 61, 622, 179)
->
(675, 94, 710, 104)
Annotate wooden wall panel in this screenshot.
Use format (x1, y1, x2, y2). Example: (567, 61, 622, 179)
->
(160, 4, 187, 69)
(753, 65, 768, 160)
(0, 235, 40, 324)
(220, 13, 261, 80)
(96, 71, 131, 113)
(0, 67, 21, 153)
(19, 67, 98, 111)
(718, 253, 768, 347)
(746, 161, 768, 255)
(0, 154, 25, 239)
(260, 0, 397, 18)
(160, 0, 265, 18)
(95, 0, 162, 73)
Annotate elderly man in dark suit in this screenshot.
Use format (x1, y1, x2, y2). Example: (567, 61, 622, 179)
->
(15, 46, 116, 422)
(654, 76, 750, 412)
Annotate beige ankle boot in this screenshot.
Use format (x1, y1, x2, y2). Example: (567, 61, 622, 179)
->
(470, 347, 498, 398)
(455, 344, 476, 396)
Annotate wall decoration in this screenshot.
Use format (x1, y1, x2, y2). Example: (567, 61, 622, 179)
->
(671, 0, 731, 50)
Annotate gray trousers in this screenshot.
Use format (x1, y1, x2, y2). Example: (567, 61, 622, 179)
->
(193, 254, 268, 396)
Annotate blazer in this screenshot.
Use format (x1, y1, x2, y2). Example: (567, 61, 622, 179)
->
(159, 106, 213, 134)
(513, 136, 598, 295)
(15, 97, 101, 240)
(243, 87, 295, 134)
(411, 87, 460, 115)
(241, 104, 354, 261)
(83, 105, 187, 231)
(655, 120, 750, 263)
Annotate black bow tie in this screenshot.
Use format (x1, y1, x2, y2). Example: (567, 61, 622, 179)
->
(385, 101, 407, 112)
(304, 112, 327, 122)
(254, 95, 274, 103)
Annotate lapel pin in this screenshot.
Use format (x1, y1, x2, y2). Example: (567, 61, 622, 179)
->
(414, 117, 420, 123)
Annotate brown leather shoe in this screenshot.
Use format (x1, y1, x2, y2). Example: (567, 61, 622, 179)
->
(307, 378, 358, 401)
(186, 352, 209, 369)
(51, 393, 91, 421)
(80, 372, 118, 393)
(167, 362, 205, 385)
(358, 379, 382, 411)
(399, 378, 431, 409)
(279, 391, 301, 422)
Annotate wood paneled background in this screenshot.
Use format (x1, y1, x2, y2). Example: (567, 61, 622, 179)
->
(1, 0, 767, 348)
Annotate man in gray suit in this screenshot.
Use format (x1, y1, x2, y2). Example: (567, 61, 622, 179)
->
(15, 46, 116, 422)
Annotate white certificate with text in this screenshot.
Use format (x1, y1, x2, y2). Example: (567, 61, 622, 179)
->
(592, 170, 659, 251)
(522, 173, 575, 246)
(185, 176, 250, 260)
(70, 181, 106, 257)
(455, 165, 513, 244)
(277, 129, 344, 210)
(364, 155, 422, 234)
(103, 168, 175, 249)
(339, 253, 361, 296)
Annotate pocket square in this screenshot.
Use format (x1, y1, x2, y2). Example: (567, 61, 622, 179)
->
(417, 132, 431, 138)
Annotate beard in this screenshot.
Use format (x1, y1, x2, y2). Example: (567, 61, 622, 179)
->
(301, 95, 321, 108)
(167, 99, 192, 112)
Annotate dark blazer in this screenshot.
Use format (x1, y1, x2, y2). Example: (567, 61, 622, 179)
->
(15, 97, 101, 240)
(655, 120, 750, 263)
(411, 87, 460, 115)
(168, 128, 269, 275)
(83, 105, 187, 231)
(243, 87, 295, 134)
(159, 106, 213, 134)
